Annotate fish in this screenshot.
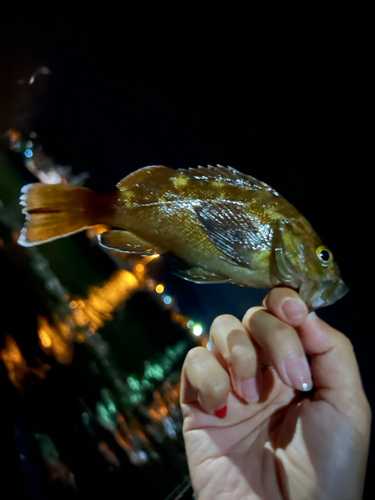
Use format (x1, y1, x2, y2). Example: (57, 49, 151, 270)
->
(18, 164, 348, 310)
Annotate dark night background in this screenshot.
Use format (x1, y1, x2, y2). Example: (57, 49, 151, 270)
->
(1, 4, 373, 498)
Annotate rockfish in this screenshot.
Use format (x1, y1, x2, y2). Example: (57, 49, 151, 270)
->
(18, 164, 348, 310)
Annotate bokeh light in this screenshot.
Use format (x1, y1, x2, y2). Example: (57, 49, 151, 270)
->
(193, 324, 203, 336)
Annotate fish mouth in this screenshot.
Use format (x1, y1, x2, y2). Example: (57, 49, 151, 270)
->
(299, 278, 349, 310)
(321, 278, 349, 305)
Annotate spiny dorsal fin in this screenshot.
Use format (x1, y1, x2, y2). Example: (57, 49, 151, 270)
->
(117, 164, 278, 195)
(177, 164, 278, 194)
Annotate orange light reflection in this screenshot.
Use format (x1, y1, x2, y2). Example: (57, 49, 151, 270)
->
(37, 317, 73, 365)
(0, 336, 50, 389)
(71, 270, 139, 332)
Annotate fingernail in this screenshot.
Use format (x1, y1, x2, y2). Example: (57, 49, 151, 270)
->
(214, 405, 227, 418)
(281, 297, 306, 320)
(240, 377, 259, 403)
(283, 353, 312, 391)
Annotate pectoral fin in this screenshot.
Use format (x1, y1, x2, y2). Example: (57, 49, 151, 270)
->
(193, 202, 272, 268)
(98, 230, 163, 255)
(174, 266, 231, 283)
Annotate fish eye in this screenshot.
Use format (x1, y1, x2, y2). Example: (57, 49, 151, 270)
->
(316, 245, 333, 267)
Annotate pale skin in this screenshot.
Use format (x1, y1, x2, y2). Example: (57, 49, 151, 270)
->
(180, 287, 371, 500)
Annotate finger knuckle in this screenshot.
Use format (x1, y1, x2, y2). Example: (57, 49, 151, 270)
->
(363, 399, 372, 424)
(207, 377, 229, 399)
(271, 323, 296, 340)
(242, 306, 263, 327)
(211, 314, 236, 332)
(335, 332, 354, 352)
(343, 335, 354, 351)
(230, 344, 255, 365)
(186, 347, 206, 364)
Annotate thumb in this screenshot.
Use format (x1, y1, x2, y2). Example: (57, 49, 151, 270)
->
(298, 313, 371, 429)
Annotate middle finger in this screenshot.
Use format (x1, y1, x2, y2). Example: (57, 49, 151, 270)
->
(210, 314, 260, 403)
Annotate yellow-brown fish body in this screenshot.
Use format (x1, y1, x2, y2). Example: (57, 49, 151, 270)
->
(19, 164, 348, 310)
(111, 166, 291, 287)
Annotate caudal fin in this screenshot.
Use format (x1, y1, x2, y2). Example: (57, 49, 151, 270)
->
(18, 183, 106, 246)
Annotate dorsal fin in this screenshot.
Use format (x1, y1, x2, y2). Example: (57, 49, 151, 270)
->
(177, 164, 279, 194)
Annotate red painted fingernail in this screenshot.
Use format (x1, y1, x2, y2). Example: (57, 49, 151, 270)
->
(214, 405, 227, 418)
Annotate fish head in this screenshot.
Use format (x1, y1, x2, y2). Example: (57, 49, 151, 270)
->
(272, 219, 349, 310)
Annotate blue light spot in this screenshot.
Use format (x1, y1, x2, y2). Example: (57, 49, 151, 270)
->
(24, 149, 33, 158)
(163, 295, 172, 305)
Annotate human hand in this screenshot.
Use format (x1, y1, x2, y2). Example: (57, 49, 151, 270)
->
(180, 287, 371, 500)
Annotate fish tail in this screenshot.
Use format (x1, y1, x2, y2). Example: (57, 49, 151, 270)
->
(18, 183, 115, 246)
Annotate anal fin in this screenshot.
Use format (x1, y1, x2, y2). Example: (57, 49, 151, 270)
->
(98, 230, 163, 255)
